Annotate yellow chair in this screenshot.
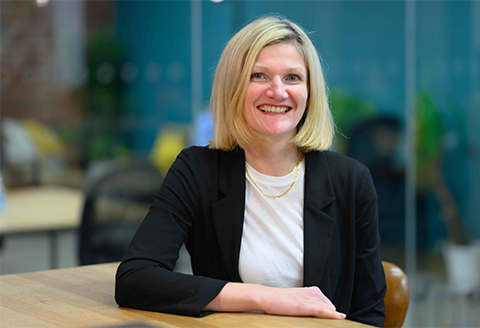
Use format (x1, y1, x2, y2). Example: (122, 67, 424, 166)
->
(382, 261, 409, 328)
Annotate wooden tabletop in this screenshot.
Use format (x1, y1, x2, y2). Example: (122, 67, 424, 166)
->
(0, 263, 372, 328)
(0, 186, 83, 234)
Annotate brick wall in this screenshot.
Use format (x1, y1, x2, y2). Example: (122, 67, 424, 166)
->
(0, 0, 114, 128)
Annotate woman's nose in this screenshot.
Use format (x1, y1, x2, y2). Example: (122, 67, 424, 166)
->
(265, 78, 288, 100)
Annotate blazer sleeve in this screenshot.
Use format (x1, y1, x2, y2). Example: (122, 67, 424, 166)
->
(115, 148, 228, 316)
(348, 166, 387, 327)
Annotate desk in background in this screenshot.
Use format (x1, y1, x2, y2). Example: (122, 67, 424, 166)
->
(0, 186, 83, 268)
(0, 262, 372, 328)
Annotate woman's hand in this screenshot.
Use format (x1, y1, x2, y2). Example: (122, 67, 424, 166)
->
(204, 283, 346, 319)
(259, 286, 345, 318)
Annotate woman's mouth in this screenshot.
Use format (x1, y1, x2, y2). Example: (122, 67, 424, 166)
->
(257, 105, 292, 113)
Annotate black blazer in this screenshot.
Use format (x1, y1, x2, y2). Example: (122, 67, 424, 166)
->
(115, 146, 386, 327)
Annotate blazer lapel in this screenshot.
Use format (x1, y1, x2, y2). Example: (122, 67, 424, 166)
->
(211, 148, 245, 282)
(303, 151, 336, 287)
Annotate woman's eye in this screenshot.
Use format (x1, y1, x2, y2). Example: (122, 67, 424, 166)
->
(286, 75, 300, 82)
(251, 73, 264, 80)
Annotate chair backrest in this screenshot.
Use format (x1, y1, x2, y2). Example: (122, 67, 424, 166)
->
(382, 261, 409, 328)
(346, 116, 401, 170)
(79, 160, 164, 265)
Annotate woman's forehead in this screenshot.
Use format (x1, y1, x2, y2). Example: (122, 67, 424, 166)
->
(252, 43, 307, 71)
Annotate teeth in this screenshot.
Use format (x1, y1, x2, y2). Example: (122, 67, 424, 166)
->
(259, 106, 290, 113)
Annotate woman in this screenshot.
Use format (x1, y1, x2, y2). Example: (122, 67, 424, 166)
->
(115, 15, 386, 327)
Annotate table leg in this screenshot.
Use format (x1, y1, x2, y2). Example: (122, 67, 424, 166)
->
(48, 231, 59, 269)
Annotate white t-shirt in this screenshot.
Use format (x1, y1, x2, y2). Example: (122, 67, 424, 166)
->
(239, 159, 305, 288)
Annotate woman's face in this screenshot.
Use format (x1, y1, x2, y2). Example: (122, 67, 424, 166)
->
(243, 42, 308, 142)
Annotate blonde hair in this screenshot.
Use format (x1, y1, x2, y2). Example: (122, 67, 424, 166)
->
(209, 15, 334, 152)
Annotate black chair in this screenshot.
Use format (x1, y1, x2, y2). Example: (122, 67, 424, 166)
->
(346, 116, 406, 245)
(78, 160, 164, 265)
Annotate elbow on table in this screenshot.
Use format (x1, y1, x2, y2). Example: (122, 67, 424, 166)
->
(114, 263, 140, 308)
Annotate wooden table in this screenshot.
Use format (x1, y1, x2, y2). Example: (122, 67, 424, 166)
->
(0, 263, 372, 328)
(0, 186, 83, 268)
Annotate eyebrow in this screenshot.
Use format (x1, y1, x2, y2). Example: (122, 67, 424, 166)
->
(252, 64, 306, 73)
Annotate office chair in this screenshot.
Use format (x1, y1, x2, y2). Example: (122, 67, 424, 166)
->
(346, 116, 406, 245)
(382, 261, 409, 328)
(78, 160, 164, 265)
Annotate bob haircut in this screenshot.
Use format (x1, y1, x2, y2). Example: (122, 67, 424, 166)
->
(209, 15, 334, 152)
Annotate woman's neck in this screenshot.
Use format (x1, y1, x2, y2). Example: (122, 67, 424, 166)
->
(244, 142, 300, 177)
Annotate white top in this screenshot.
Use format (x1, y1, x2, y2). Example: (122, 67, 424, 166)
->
(239, 159, 305, 288)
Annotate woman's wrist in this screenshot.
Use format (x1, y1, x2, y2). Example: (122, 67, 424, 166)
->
(204, 282, 266, 312)
(250, 284, 270, 312)
(254, 285, 276, 313)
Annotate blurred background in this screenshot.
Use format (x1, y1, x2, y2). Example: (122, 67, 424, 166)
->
(0, 1, 479, 326)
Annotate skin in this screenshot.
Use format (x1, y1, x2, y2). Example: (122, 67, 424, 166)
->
(204, 43, 346, 320)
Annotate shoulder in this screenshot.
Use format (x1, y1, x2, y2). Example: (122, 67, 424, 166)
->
(161, 147, 223, 199)
(172, 146, 245, 197)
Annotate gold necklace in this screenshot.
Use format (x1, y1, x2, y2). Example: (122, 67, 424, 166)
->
(245, 152, 303, 199)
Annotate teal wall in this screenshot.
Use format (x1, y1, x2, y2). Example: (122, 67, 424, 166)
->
(117, 1, 191, 154)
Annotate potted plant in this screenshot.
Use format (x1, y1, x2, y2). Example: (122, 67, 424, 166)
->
(416, 93, 479, 295)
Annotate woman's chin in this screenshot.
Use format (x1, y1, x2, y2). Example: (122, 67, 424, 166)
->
(256, 128, 297, 140)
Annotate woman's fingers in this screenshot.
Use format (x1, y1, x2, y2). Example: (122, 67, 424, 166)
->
(314, 306, 347, 319)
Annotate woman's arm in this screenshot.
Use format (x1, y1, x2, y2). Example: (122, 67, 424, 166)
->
(204, 282, 346, 319)
(115, 148, 228, 316)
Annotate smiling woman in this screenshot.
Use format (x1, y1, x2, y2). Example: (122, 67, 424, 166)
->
(115, 15, 386, 327)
